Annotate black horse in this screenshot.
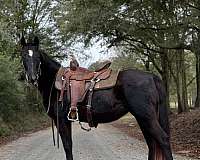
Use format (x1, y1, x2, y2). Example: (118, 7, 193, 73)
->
(20, 36, 173, 160)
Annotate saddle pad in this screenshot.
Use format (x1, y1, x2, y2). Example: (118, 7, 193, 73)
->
(93, 70, 120, 90)
(55, 67, 119, 91)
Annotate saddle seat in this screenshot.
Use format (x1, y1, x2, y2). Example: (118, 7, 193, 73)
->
(55, 61, 119, 126)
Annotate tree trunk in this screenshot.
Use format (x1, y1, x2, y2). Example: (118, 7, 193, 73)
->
(145, 57, 150, 71)
(175, 51, 184, 113)
(173, 50, 189, 113)
(177, 90, 183, 113)
(180, 51, 188, 111)
(194, 28, 200, 108)
(160, 51, 170, 109)
(195, 52, 200, 108)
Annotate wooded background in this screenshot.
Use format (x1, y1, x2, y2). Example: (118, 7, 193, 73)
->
(0, 0, 200, 136)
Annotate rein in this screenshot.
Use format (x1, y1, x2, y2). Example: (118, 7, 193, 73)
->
(47, 77, 60, 148)
(46, 71, 91, 148)
(36, 62, 42, 83)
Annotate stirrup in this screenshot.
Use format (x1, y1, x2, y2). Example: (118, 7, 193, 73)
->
(67, 108, 79, 122)
(79, 122, 91, 132)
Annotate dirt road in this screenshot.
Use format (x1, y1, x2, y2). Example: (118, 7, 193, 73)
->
(0, 123, 197, 160)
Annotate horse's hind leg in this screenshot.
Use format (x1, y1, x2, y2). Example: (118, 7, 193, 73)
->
(137, 118, 171, 160)
(148, 119, 172, 160)
(125, 88, 172, 159)
(135, 114, 173, 160)
(137, 121, 156, 160)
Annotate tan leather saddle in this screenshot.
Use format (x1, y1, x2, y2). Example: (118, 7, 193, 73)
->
(55, 61, 119, 126)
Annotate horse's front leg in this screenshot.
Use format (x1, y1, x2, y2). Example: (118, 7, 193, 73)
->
(59, 121, 73, 160)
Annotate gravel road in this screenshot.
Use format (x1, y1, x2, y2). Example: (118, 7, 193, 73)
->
(0, 123, 198, 160)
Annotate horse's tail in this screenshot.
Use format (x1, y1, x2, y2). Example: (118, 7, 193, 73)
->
(153, 75, 170, 136)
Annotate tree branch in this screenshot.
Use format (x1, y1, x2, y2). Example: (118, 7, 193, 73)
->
(187, 75, 196, 87)
(124, 38, 165, 54)
(146, 50, 163, 75)
(187, 3, 200, 11)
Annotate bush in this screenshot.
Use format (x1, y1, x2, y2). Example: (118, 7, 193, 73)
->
(0, 56, 24, 120)
(0, 55, 48, 137)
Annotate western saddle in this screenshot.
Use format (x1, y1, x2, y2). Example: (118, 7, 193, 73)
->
(55, 61, 118, 127)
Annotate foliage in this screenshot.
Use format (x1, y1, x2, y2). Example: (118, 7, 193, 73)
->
(0, 0, 61, 137)
(54, 0, 200, 110)
(0, 56, 23, 120)
(0, 55, 47, 137)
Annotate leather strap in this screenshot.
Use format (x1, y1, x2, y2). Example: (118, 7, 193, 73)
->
(59, 79, 67, 101)
(59, 70, 71, 102)
(86, 79, 96, 127)
(85, 70, 108, 126)
(70, 80, 85, 111)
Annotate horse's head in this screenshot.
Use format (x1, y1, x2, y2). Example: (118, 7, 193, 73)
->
(20, 36, 41, 86)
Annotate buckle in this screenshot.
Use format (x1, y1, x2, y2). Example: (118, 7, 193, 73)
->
(67, 108, 79, 122)
(61, 76, 65, 81)
(86, 104, 92, 109)
(95, 78, 100, 82)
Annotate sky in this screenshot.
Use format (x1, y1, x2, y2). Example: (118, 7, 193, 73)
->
(61, 40, 115, 68)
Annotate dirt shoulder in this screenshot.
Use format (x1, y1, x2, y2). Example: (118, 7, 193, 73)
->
(111, 109, 200, 159)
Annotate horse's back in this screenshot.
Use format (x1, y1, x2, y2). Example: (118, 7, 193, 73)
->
(117, 69, 160, 88)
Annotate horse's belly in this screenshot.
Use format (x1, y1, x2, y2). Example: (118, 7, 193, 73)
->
(78, 102, 128, 124)
(79, 88, 128, 123)
(93, 103, 128, 123)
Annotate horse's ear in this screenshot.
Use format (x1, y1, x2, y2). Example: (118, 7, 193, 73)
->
(20, 36, 26, 46)
(34, 36, 39, 46)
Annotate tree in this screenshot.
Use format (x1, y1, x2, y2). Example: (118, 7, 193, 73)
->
(54, 0, 200, 112)
(0, 0, 60, 136)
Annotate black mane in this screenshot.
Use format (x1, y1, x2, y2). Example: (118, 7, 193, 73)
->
(37, 50, 61, 113)
(40, 50, 61, 70)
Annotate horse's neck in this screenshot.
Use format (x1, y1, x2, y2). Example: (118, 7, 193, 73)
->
(38, 54, 60, 109)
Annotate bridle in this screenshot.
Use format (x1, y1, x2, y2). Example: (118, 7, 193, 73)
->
(34, 61, 42, 86)
(23, 60, 42, 87)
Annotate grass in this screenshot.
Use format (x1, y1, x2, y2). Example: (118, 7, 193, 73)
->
(0, 111, 50, 142)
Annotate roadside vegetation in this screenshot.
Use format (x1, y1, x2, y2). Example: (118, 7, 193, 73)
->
(0, 55, 49, 141)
